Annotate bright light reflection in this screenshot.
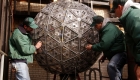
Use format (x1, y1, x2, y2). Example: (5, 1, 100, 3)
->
(54, 0, 57, 2)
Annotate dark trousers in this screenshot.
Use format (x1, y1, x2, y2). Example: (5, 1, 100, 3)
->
(107, 52, 127, 80)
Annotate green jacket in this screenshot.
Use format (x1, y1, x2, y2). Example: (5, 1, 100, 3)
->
(9, 26, 36, 63)
(92, 22, 125, 60)
(119, 6, 140, 63)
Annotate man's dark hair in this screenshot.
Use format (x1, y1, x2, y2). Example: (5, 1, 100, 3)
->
(23, 18, 30, 27)
(111, 0, 127, 13)
(23, 22, 29, 27)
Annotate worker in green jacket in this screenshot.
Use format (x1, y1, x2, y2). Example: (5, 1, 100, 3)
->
(111, 0, 140, 79)
(85, 15, 126, 80)
(9, 17, 42, 80)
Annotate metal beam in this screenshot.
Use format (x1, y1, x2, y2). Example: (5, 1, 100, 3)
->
(0, 0, 6, 51)
(0, 0, 11, 79)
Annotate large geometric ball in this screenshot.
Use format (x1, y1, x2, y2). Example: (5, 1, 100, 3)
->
(33, 0, 101, 74)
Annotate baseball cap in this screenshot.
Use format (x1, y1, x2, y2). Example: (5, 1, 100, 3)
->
(90, 16, 104, 27)
(111, 0, 127, 13)
(23, 17, 38, 29)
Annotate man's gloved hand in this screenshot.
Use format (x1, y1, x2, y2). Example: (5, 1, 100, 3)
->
(85, 44, 92, 50)
(35, 41, 42, 49)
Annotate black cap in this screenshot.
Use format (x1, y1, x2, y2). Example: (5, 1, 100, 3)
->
(90, 16, 104, 27)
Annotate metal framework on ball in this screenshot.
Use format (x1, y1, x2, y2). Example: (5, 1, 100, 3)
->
(33, 0, 101, 74)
